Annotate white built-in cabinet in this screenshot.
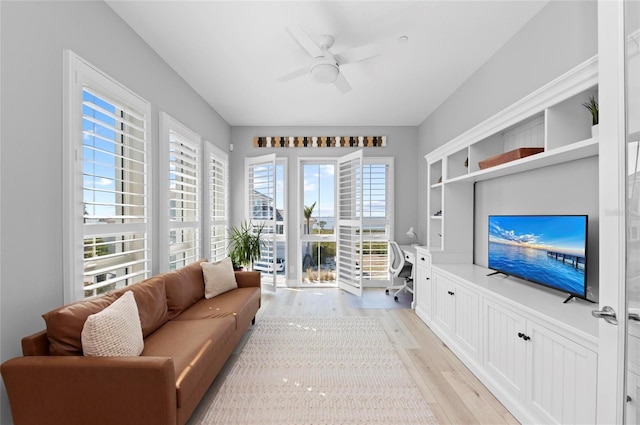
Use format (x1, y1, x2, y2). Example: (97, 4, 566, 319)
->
(484, 298, 597, 424)
(415, 55, 601, 425)
(414, 249, 433, 322)
(418, 264, 598, 424)
(432, 269, 480, 360)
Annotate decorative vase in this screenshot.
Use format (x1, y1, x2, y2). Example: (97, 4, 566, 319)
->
(591, 124, 599, 138)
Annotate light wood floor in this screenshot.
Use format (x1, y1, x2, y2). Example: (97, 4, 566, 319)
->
(191, 287, 519, 425)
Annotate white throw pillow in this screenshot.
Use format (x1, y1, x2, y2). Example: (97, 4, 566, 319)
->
(81, 291, 144, 356)
(201, 257, 238, 299)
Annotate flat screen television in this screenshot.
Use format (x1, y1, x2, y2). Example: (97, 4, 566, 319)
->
(488, 215, 588, 303)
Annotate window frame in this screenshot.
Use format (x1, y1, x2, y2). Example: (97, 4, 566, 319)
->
(203, 141, 229, 262)
(159, 112, 202, 272)
(63, 50, 152, 302)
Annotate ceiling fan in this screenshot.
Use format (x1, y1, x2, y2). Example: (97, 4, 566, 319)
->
(279, 26, 382, 93)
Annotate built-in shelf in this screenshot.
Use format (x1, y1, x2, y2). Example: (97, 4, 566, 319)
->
(425, 55, 598, 252)
(445, 137, 598, 185)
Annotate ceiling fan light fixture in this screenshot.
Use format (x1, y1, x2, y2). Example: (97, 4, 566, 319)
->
(311, 63, 339, 84)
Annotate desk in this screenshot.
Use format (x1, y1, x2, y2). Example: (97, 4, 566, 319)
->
(399, 244, 417, 267)
(399, 245, 418, 308)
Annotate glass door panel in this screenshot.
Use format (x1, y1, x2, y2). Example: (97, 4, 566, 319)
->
(301, 161, 336, 286)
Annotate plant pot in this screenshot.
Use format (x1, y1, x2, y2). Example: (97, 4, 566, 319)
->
(591, 124, 599, 139)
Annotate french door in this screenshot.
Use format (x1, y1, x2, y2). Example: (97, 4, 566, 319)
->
(300, 161, 337, 285)
(596, 1, 639, 423)
(336, 150, 363, 296)
(626, 1, 640, 423)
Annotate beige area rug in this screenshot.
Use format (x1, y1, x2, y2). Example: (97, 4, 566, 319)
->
(192, 316, 438, 424)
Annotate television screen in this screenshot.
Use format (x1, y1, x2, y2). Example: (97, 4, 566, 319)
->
(488, 215, 588, 299)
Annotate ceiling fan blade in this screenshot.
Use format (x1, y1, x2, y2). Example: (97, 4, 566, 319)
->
(286, 26, 323, 58)
(335, 43, 382, 65)
(278, 66, 309, 82)
(334, 72, 352, 94)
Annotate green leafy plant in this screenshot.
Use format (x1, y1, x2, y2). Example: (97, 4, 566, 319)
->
(582, 94, 599, 126)
(228, 221, 264, 270)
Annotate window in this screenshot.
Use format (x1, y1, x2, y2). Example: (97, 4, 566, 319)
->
(64, 51, 151, 301)
(160, 113, 201, 271)
(204, 142, 229, 262)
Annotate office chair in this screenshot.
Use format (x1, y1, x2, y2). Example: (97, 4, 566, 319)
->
(386, 241, 414, 302)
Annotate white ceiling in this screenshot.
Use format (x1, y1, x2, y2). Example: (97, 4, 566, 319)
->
(106, 1, 549, 127)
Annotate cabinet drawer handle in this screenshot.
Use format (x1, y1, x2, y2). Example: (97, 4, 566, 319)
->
(447, 291, 455, 296)
(420, 257, 425, 261)
(426, 277, 430, 280)
(517, 332, 531, 341)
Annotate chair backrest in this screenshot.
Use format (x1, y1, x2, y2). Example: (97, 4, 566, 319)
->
(388, 241, 405, 277)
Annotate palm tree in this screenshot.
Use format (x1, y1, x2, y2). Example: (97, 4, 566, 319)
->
(304, 201, 316, 234)
(303, 202, 316, 276)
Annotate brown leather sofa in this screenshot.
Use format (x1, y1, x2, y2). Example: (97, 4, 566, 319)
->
(0, 261, 261, 425)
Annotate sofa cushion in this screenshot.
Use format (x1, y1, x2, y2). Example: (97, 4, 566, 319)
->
(43, 293, 118, 356)
(109, 276, 169, 338)
(201, 258, 237, 299)
(81, 291, 144, 356)
(164, 260, 208, 320)
(174, 287, 261, 330)
(141, 316, 236, 408)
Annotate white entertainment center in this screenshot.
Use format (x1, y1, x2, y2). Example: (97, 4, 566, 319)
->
(415, 55, 600, 424)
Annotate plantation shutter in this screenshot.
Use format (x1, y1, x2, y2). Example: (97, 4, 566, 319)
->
(362, 160, 392, 281)
(206, 142, 229, 262)
(81, 87, 150, 298)
(337, 150, 363, 297)
(167, 121, 201, 270)
(246, 154, 277, 292)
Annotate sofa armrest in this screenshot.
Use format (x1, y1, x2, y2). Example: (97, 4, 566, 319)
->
(235, 271, 260, 288)
(1, 356, 176, 425)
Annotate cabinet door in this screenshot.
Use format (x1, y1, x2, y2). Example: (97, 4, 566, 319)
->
(526, 321, 597, 424)
(415, 253, 432, 322)
(453, 283, 480, 359)
(483, 300, 527, 401)
(433, 271, 455, 334)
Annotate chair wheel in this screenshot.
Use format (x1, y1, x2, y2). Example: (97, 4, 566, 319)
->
(385, 289, 389, 295)
(394, 296, 399, 302)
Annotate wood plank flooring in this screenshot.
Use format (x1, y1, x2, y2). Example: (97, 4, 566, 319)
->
(189, 287, 519, 424)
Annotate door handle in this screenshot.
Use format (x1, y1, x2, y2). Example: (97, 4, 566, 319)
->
(592, 306, 618, 325)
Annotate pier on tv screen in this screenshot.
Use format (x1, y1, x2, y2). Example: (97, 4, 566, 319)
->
(488, 215, 588, 297)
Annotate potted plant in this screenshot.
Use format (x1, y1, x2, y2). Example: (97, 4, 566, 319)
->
(582, 94, 599, 138)
(228, 220, 264, 271)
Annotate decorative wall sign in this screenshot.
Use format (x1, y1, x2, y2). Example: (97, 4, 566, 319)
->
(253, 136, 386, 148)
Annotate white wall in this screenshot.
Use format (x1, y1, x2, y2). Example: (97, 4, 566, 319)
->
(230, 126, 419, 282)
(417, 0, 598, 244)
(0, 2, 230, 423)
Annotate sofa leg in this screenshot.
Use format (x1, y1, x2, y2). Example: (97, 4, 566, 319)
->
(252, 317, 256, 325)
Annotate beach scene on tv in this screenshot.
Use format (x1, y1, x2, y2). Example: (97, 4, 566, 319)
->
(488, 215, 587, 296)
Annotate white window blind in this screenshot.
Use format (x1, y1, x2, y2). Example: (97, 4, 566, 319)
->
(205, 142, 228, 262)
(162, 113, 202, 271)
(65, 51, 151, 300)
